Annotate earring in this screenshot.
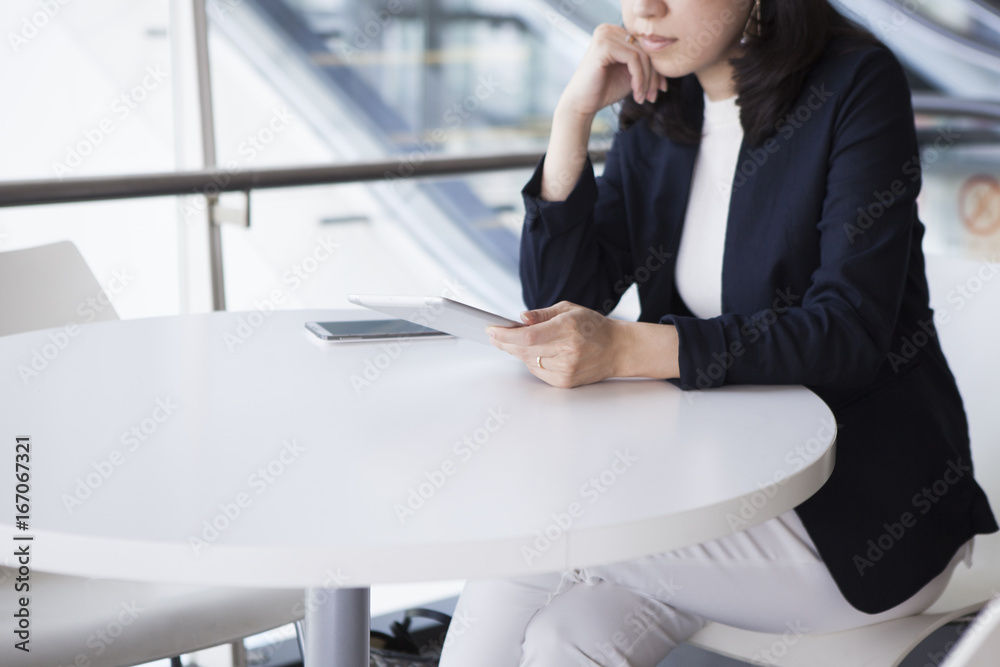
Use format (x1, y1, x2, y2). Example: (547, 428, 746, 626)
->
(740, 0, 762, 46)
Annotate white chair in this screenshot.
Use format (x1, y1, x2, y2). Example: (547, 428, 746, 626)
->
(942, 595, 1000, 667)
(686, 253, 1000, 666)
(0, 240, 120, 336)
(0, 241, 304, 666)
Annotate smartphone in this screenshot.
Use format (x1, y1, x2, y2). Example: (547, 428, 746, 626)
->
(305, 319, 453, 342)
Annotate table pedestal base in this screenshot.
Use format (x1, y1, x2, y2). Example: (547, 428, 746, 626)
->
(303, 586, 370, 667)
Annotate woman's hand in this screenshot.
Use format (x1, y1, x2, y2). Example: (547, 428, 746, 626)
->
(559, 23, 667, 118)
(487, 302, 682, 388)
(540, 24, 667, 202)
(487, 302, 622, 388)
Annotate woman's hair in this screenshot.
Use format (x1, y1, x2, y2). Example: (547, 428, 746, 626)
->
(618, 0, 881, 146)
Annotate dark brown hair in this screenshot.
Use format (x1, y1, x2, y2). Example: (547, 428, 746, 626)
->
(619, 0, 880, 146)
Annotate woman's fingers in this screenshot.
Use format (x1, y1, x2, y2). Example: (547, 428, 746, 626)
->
(617, 27, 658, 103)
(488, 335, 565, 373)
(618, 44, 649, 104)
(647, 72, 663, 102)
(597, 26, 651, 104)
(486, 302, 616, 389)
(618, 34, 657, 104)
(488, 319, 559, 352)
(565, 23, 661, 114)
(520, 301, 576, 325)
(488, 307, 599, 365)
(488, 311, 576, 367)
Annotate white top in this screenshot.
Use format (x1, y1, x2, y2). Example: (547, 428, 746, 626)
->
(675, 93, 744, 318)
(0, 311, 835, 587)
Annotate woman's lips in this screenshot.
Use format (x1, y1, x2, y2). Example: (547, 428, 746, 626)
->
(638, 35, 677, 52)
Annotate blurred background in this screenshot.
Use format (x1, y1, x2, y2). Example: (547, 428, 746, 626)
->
(1, 0, 999, 322)
(2, 0, 999, 665)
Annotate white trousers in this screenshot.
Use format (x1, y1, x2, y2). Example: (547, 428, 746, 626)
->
(438, 510, 972, 667)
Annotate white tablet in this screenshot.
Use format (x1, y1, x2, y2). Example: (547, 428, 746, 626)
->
(347, 295, 522, 345)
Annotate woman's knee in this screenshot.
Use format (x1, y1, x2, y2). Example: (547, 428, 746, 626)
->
(519, 581, 701, 667)
(521, 604, 601, 666)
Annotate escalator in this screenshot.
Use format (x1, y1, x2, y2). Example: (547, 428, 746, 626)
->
(209, 0, 620, 313)
(211, 0, 1000, 312)
(835, 0, 1000, 97)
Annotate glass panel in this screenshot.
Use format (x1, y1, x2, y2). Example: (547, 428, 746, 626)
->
(0, 1, 185, 318)
(206, 0, 619, 312)
(0, 0, 175, 180)
(261, 0, 621, 155)
(221, 180, 522, 315)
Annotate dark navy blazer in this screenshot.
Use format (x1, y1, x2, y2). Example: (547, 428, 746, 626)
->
(519, 40, 998, 613)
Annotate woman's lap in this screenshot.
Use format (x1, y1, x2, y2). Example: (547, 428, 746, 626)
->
(438, 510, 970, 667)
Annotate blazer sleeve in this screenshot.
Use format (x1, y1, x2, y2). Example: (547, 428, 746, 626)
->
(519, 137, 634, 314)
(663, 47, 919, 390)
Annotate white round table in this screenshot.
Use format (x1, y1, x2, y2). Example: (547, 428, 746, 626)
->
(0, 310, 836, 665)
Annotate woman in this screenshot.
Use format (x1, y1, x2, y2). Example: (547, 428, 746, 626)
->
(438, 0, 998, 664)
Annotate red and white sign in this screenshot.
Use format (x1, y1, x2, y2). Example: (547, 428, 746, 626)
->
(959, 175, 1000, 237)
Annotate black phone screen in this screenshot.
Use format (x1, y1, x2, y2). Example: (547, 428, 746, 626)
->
(306, 319, 447, 341)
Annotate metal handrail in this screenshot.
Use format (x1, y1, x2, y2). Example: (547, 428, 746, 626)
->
(1, 96, 997, 210)
(0, 150, 606, 209)
(911, 94, 1000, 121)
